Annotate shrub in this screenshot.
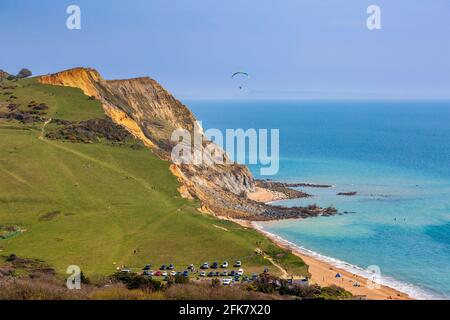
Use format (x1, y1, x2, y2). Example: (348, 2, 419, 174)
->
(111, 272, 163, 291)
(16, 68, 32, 79)
(211, 278, 221, 288)
(174, 274, 189, 284)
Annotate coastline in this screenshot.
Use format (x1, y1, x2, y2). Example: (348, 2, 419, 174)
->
(251, 222, 414, 300)
(242, 187, 427, 300)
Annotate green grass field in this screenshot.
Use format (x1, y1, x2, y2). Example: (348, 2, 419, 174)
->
(0, 78, 308, 278)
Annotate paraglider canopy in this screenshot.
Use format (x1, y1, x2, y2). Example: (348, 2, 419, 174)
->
(231, 71, 249, 78)
(231, 72, 249, 91)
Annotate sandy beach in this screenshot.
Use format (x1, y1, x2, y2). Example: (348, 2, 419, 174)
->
(254, 224, 412, 300)
(242, 187, 412, 300)
(248, 187, 287, 203)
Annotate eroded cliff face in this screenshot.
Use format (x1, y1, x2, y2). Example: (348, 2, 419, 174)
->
(0, 70, 10, 79)
(38, 68, 258, 218)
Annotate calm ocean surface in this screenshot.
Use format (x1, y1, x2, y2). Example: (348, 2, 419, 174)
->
(187, 100, 450, 299)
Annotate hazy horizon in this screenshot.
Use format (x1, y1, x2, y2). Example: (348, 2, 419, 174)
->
(2, 0, 450, 100)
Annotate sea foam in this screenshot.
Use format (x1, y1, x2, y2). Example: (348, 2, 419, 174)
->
(253, 223, 443, 300)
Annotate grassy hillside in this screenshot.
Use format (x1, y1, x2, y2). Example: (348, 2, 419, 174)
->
(0, 78, 308, 277)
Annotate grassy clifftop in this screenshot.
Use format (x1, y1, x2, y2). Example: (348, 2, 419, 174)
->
(0, 77, 308, 277)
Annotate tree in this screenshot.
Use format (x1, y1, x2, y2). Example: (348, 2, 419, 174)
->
(16, 68, 32, 79)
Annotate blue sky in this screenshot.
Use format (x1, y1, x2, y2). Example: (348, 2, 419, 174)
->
(1, 0, 450, 99)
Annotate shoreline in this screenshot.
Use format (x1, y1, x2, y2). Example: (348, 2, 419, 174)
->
(240, 184, 440, 299)
(251, 222, 416, 300)
(226, 216, 414, 300)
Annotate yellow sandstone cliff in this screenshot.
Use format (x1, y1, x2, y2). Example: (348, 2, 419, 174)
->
(38, 68, 259, 218)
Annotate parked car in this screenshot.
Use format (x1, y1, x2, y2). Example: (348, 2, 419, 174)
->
(230, 270, 235, 276)
(211, 262, 218, 269)
(160, 264, 167, 270)
(200, 271, 206, 277)
(234, 275, 240, 281)
(200, 262, 209, 269)
(221, 270, 228, 276)
(143, 264, 151, 271)
(120, 269, 131, 273)
(237, 269, 244, 276)
(222, 278, 232, 286)
(221, 261, 228, 268)
(154, 271, 162, 276)
(168, 264, 175, 270)
(183, 270, 189, 277)
(215, 272, 220, 277)
(170, 271, 177, 276)
(252, 274, 258, 280)
(234, 261, 242, 267)
(143, 270, 154, 276)
(162, 271, 168, 277)
(188, 264, 195, 271)
(207, 271, 214, 277)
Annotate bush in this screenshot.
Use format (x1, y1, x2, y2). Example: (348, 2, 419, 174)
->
(174, 274, 189, 284)
(111, 272, 163, 291)
(16, 68, 32, 79)
(211, 278, 221, 288)
(252, 274, 278, 294)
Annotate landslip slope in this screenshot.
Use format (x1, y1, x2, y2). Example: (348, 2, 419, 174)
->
(39, 68, 336, 220)
(0, 76, 308, 276)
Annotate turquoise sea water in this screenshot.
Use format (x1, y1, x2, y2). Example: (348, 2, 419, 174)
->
(187, 100, 450, 299)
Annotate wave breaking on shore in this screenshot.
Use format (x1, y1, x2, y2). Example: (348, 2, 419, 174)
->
(253, 223, 443, 300)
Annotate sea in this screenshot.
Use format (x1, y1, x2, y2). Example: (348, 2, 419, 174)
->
(187, 99, 450, 300)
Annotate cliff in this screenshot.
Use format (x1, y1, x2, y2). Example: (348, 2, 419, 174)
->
(39, 68, 259, 217)
(38, 67, 337, 220)
(0, 69, 10, 79)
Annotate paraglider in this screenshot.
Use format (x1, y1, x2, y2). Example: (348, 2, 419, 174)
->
(231, 71, 249, 78)
(231, 72, 249, 90)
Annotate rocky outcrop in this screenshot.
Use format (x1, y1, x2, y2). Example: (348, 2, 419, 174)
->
(38, 67, 337, 221)
(0, 70, 10, 79)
